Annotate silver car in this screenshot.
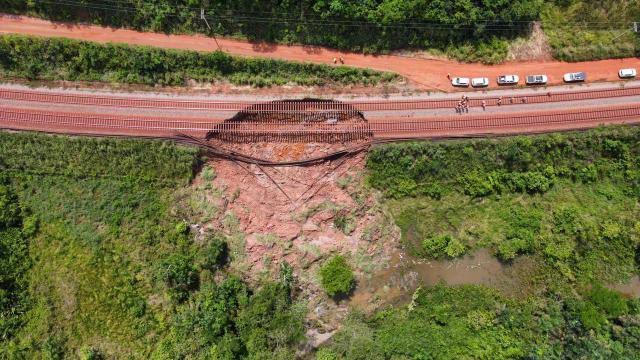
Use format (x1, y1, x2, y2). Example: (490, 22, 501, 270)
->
(525, 74, 548, 85)
(563, 72, 586, 82)
(451, 77, 470, 87)
(497, 75, 519, 85)
(619, 68, 637, 78)
(471, 77, 489, 87)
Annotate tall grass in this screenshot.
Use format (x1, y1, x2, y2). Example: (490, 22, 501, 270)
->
(0, 34, 398, 87)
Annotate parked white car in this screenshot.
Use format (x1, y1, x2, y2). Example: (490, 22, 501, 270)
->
(452, 77, 470, 87)
(471, 77, 489, 87)
(497, 75, 519, 85)
(525, 74, 548, 85)
(563, 72, 586, 82)
(619, 68, 637, 78)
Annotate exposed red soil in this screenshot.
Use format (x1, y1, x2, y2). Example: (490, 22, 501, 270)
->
(1, 14, 639, 92)
(192, 150, 399, 336)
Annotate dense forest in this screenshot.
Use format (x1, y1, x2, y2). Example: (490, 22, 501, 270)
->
(2, 0, 639, 63)
(1, 0, 542, 56)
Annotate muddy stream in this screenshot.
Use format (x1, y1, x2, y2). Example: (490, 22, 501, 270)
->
(349, 248, 513, 310)
(349, 248, 640, 311)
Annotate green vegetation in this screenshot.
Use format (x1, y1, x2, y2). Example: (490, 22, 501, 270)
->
(0, 132, 304, 358)
(3, 125, 640, 359)
(542, 0, 640, 61)
(321, 284, 640, 359)
(368, 126, 640, 200)
(0, 34, 397, 87)
(0, 175, 31, 341)
(4, 1, 640, 63)
(320, 256, 355, 297)
(4, 0, 544, 63)
(347, 125, 640, 358)
(368, 127, 640, 281)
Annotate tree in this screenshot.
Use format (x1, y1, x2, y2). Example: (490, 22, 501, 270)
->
(156, 254, 197, 301)
(200, 234, 228, 271)
(0, 180, 19, 230)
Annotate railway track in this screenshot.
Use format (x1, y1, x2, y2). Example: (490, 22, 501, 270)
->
(2, 103, 640, 140)
(2, 85, 640, 112)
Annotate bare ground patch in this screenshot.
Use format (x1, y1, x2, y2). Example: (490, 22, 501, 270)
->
(507, 22, 553, 62)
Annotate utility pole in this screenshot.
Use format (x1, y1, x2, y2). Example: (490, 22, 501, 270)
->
(200, 6, 222, 51)
(610, 22, 637, 41)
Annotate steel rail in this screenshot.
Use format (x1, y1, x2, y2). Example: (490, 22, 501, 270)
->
(2, 85, 640, 112)
(2, 103, 640, 140)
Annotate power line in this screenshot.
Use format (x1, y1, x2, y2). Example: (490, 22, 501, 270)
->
(60, 0, 640, 26)
(27, 0, 636, 31)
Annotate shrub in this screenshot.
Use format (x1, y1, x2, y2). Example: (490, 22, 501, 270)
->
(319, 256, 355, 297)
(21, 215, 39, 237)
(578, 164, 598, 183)
(497, 237, 530, 261)
(175, 221, 189, 234)
(445, 238, 466, 258)
(520, 171, 554, 193)
(367, 127, 640, 200)
(156, 254, 198, 301)
(201, 165, 217, 182)
(543, 237, 576, 261)
(422, 234, 450, 259)
(235, 282, 305, 356)
(460, 172, 495, 197)
(418, 183, 444, 199)
(588, 284, 628, 318)
(422, 234, 466, 259)
(201, 234, 229, 271)
(79, 346, 103, 360)
(315, 348, 339, 360)
(578, 302, 607, 331)
(334, 214, 356, 235)
(0, 181, 20, 229)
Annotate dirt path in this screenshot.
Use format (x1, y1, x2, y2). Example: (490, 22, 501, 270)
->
(1, 14, 639, 91)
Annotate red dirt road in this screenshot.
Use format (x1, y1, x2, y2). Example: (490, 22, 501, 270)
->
(1, 14, 639, 91)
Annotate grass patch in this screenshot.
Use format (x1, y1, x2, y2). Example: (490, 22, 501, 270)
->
(370, 126, 640, 285)
(541, 1, 640, 61)
(321, 284, 640, 359)
(0, 131, 304, 358)
(389, 179, 639, 284)
(356, 125, 640, 359)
